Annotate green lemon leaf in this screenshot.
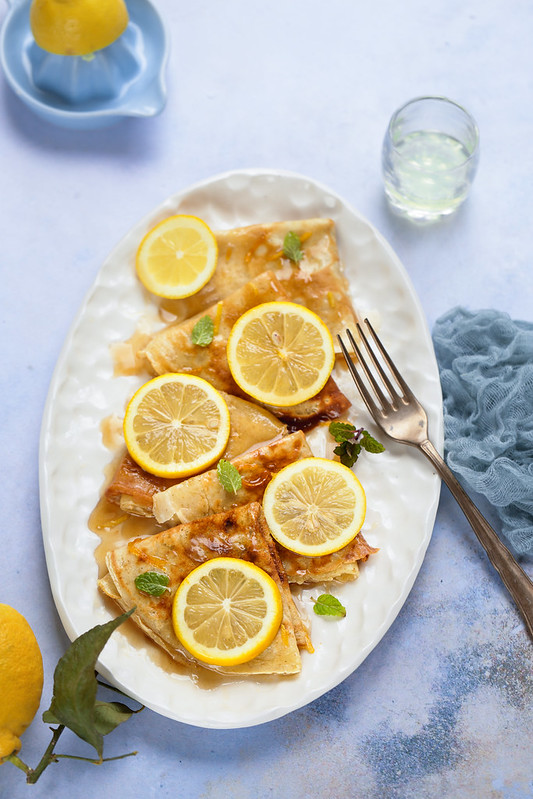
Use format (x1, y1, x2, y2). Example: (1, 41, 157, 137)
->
(42, 709, 60, 725)
(191, 315, 214, 347)
(43, 609, 134, 759)
(217, 459, 242, 493)
(94, 700, 135, 736)
(313, 594, 346, 617)
(282, 231, 303, 263)
(134, 571, 170, 596)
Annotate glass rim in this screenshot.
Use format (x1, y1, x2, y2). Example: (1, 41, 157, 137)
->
(386, 95, 480, 167)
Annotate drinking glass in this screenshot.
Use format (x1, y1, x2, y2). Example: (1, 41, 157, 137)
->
(382, 96, 480, 221)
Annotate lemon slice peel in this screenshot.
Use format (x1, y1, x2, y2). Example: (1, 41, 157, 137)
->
(262, 457, 366, 557)
(172, 558, 283, 666)
(136, 215, 218, 299)
(227, 301, 335, 407)
(123, 374, 230, 478)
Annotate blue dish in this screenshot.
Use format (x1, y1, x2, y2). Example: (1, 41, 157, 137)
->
(0, 0, 169, 128)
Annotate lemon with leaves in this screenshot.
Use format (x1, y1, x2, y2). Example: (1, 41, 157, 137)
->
(30, 0, 129, 57)
(0, 605, 43, 762)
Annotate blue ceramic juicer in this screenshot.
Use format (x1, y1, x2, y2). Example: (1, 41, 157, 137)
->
(0, 0, 169, 128)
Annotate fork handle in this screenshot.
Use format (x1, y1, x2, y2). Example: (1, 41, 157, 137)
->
(419, 439, 533, 639)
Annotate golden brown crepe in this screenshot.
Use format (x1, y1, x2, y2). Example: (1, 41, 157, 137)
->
(98, 502, 306, 675)
(151, 428, 377, 586)
(153, 430, 312, 526)
(276, 532, 378, 584)
(141, 271, 351, 428)
(159, 218, 346, 322)
(106, 393, 287, 516)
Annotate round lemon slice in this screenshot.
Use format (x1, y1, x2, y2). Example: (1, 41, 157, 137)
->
(226, 301, 335, 407)
(123, 374, 230, 478)
(136, 215, 218, 299)
(172, 557, 283, 666)
(262, 457, 367, 557)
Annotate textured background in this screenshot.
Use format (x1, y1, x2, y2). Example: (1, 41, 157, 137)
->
(1, 0, 532, 797)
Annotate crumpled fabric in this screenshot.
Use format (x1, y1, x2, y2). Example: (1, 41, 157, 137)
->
(432, 307, 533, 555)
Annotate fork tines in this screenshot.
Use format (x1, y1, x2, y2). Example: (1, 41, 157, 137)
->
(338, 318, 412, 414)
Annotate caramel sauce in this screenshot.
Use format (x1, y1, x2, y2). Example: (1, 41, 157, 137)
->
(89, 497, 161, 578)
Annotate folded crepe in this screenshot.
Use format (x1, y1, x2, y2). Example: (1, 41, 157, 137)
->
(159, 218, 347, 323)
(277, 533, 378, 584)
(106, 392, 287, 516)
(98, 502, 307, 675)
(153, 430, 312, 526)
(152, 428, 378, 585)
(142, 270, 351, 428)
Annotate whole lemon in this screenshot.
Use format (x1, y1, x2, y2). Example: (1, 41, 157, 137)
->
(30, 0, 129, 57)
(0, 604, 44, 762)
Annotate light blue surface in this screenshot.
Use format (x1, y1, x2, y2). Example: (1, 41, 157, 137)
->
(0, 0, 532, 797)
(0, 0, 168, 128)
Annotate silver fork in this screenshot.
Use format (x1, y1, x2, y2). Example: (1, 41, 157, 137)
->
(338, 318, 533, 639)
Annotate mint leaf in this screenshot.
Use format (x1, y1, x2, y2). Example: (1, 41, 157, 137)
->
(333, 441, 361, 468)
(191, 315, 214, 347)
(283, 231, 303, 263)
(217, 459, 242, 493)
(43, 609, 134, 759)
(329, 422, 385, 467)
(313, 594, 346, 617)
(134, 571, 170, 596)
(361, 431, 386, 454)
(329, 421, 357, 443)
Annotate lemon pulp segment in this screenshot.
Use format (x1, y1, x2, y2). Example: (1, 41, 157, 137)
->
(172, 558, 283, 666)
(262, 458, 366, 557)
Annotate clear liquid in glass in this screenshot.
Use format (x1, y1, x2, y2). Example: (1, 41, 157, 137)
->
(383, 129, 478, 221)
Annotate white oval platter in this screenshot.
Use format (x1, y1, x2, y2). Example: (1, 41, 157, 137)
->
(39, 169, 443, 728)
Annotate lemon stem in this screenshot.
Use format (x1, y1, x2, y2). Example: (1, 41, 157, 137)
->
(5, 724, 137, 784)
(5, 724, 64, 783)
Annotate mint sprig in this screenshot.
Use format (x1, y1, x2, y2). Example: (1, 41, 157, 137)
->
(217, 459, 242, 493)
(134, 571, 170, 596)
(191, 315, 214, 347)
(329, 421, 385, 468)
(313, 594, 346, 617)
(282, 231, 303, 263)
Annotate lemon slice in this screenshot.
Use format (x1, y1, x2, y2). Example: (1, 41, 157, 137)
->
(226, 301, 335, 407)
(136, 215, 218, 299)
(172, 558, 283, 666)
(262, 457, 367, 557)
(123, 374, 230, 478)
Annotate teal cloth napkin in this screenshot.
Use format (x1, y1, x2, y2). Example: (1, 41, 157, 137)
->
(432, 307, 533, 555)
